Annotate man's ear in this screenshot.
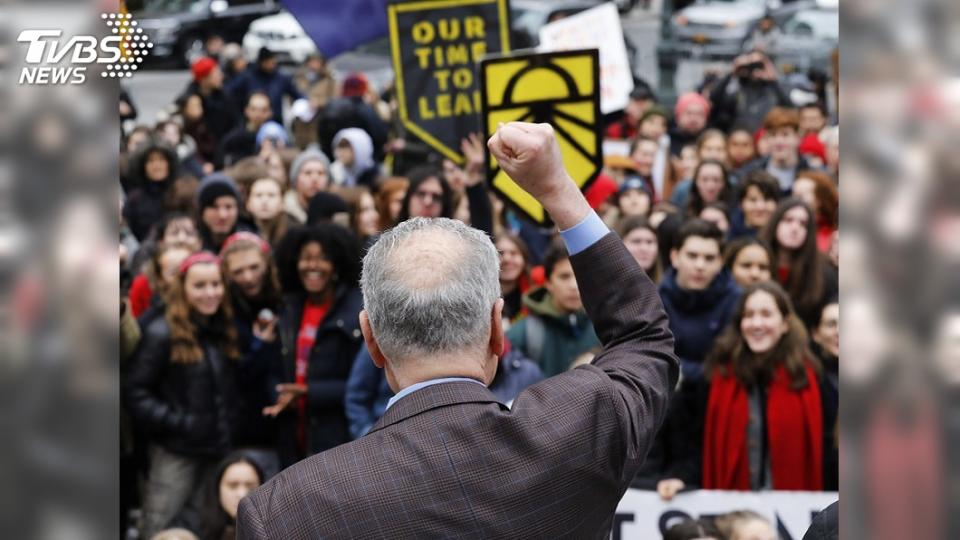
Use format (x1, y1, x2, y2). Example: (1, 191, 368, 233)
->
(489, 298, 505, 358)
(670, 248, 679, 269)
(359, 310, 387, 368)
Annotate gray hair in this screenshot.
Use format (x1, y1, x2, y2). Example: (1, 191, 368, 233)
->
(361, 218, 501, 361)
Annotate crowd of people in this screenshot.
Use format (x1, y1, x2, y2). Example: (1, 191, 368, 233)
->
(119, 35, 839, 539)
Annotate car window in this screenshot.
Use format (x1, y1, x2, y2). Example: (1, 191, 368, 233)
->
(783, 9, 838, 39)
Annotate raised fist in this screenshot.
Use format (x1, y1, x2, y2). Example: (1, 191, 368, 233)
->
(487, 122, 572, 203)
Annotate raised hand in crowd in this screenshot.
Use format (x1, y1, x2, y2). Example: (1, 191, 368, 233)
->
(461, 132, 486, 186)
(251, 308, 278, 343)
(262, 383, 307, 417)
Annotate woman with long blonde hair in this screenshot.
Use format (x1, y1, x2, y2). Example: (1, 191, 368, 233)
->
(125, 252, 242, 538)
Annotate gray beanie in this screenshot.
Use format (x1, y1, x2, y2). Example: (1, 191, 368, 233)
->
(289, 147, 331, 188)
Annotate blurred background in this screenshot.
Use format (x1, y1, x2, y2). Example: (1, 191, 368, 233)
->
(0, 0, 957, 537)
(1, 1, 120, 539)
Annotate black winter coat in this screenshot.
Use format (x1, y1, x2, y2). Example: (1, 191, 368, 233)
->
(124, 316, 243, 457)
(230, 290, 283, 448)
(123, 142, 178, 241)
(272, 287, 364, 465)
(179, 82, 240, 145)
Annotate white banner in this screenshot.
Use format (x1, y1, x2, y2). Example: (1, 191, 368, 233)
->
(613, 489, 838, 539)
(538, 3, 633, 115)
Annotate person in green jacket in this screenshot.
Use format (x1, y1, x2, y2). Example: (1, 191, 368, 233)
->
(506, 240, 600, 377)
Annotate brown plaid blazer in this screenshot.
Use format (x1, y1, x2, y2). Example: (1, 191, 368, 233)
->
(238, 232, 679, 539)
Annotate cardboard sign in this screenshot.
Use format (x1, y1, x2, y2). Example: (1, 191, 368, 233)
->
(480, 49, 602, 226)
(538, 2, 634, 114)
(387, 0, 511, 164)
(615, 489, 838, 539)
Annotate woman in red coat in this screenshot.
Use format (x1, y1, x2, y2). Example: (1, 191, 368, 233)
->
(702, 281, 823, 491)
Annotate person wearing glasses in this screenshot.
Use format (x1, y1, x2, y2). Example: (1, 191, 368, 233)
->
(394, 162, 494, 235)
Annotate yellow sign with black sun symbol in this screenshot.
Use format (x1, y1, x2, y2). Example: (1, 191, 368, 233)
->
(480, 49, 602, 226)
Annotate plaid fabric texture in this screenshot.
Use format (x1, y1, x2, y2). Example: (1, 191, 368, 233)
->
(238, 233, 679, 539)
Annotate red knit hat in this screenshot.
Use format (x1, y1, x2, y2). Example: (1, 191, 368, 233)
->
(798, 133, 827, 162)
(191, 56, 218, 81)
(342, 73, 369, 97)
(674, 92, 711, 118)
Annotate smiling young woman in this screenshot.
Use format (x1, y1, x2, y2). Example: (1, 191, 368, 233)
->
(124, 252, 242, 538)
(702, 281, 824, 492)
(269, 224, 364, 466)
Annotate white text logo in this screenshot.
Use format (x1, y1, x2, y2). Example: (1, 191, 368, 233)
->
(17, 13, 153, 85)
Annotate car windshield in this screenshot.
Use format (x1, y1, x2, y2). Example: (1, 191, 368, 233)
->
(128, 0, 207, 14)
(784, 9, 839, 39)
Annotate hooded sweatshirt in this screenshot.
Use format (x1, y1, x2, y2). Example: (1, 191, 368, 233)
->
(658, 268, 741, 384)
(505, 287, 599, 377)
(123, 142, 178, 241)
(330, 128, 377, 187)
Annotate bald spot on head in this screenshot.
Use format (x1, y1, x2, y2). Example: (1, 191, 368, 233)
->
(385, 229, 467, 291)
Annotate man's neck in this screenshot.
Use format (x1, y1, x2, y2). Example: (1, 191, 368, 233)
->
(391, 357, 489, 391)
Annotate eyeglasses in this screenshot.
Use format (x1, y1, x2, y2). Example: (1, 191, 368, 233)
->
(413, 190, 443, 204)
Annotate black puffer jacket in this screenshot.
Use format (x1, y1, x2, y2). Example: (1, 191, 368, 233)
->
(123, 315, 242, 457)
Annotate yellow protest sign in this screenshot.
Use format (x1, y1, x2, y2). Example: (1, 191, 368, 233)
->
(388, 0, 511, 164)
(480, 49, 602, 225)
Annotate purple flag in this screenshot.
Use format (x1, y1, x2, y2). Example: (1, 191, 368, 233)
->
(282, 0, 389, 57)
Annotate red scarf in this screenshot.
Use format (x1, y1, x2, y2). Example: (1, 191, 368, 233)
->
(703, 363, 823, 490)
(295, 296, 332, 452)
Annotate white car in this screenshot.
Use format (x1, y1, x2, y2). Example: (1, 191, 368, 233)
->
(242, 11, 317, 64)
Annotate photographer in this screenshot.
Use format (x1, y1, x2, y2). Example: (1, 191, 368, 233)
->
(709, 51, 790, 133)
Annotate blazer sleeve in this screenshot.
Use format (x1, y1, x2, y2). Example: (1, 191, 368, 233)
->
(237, 495, 268, 540)
(569, 232, 680, 465)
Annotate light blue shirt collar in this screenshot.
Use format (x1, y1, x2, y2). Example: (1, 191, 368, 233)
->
(385, 377, 485, 410)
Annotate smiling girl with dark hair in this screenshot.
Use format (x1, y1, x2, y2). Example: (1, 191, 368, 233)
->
(266, 224, 364, 465)
(703, 281, 823, 491)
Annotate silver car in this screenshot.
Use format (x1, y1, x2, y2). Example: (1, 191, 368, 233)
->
(668, 0, 804, 59)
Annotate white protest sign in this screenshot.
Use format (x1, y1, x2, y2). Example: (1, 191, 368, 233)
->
(613, 489, 838, 539)
(538, 2, 633, 114)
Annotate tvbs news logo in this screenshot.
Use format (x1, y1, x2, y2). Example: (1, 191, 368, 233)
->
(17, 13, 152, 85)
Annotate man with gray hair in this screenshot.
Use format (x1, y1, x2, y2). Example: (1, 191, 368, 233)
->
(238, 122, 679, 539)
